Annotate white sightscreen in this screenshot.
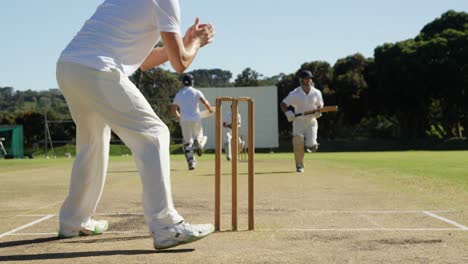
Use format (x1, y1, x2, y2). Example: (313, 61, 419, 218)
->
(198, 86, 279, 149)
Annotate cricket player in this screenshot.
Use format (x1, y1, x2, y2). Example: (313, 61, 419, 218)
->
(56, 0, 215, 250)
(280, 70, 324, 173)
(170, 74, 213, 170)
(222, 106, 242, 161)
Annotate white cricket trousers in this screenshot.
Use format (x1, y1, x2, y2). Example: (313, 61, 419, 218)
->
(180, 120, 204, 146)
(56, 61, 183, 232)
(292, 117, 319, 146)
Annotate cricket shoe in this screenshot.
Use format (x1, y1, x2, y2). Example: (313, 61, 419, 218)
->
(306, 144, 319, 153)
(153, 221, 214, 250)
(58, 219, 108, 239)
(193, 140, 203, 156)
(194, 136, 207, 156)
(188, 161, 196, 170)
(296, 165, 304, 173)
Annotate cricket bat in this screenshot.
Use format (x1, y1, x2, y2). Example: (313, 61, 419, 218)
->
(295, 105, 338, 117)
(199, 107, 216, 119)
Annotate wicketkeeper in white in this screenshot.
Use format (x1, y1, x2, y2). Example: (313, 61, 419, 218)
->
(56, 0, 215, 250)
(170, 74, 213, 170)
(222, 106, 242, 161)
(280, 70, 324, 173)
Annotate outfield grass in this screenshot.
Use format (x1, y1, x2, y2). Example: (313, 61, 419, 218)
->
(4, 150, 467, 194)
(310, 151, 468, 188)
(5, 151, 467, 185)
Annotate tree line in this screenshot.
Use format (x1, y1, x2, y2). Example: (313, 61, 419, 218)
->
(0, 10, 466, 150)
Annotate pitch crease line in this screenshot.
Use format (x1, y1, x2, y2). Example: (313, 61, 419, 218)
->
(423, 211, 468, 230)
(0, 215, 54, 239)
(14, 201, 62, 217)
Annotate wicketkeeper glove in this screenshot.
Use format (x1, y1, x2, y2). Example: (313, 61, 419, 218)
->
(285, 110, 295, 122)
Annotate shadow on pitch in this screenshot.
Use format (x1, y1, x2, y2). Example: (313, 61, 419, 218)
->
(0, 237, 59, 249)
(62, 235, 150, 244)
(0, 249, 194, 261)
(0, 236, 194, 261)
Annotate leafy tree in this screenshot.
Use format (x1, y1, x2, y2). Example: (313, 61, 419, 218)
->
(261, 73, 285, 86)
(187, 69, 232, 87)
(372, 10, 468, 139)
(234, 67, 262, 87)
(134, 68, 182, 141)
(332, 53, 370, 129)
(15, 112, 45, 148)
(416, 10, 468, 138)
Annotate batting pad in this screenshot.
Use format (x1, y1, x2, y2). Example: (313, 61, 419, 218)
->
(292, 136, 305, 166)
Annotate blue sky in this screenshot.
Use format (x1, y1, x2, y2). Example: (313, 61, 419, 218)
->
(0, 0, 467, 91)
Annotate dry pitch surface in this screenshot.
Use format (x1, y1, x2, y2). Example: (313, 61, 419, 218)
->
(0, 153, 467, 263)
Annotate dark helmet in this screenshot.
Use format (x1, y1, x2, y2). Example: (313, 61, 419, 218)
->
(182, 74, 195, 86)
(298, 70, 313, 79)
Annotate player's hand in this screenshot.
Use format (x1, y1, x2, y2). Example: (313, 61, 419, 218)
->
(285, 111, 295, 122)
(184, 17, 215, 47)
(311, 112, 322, 119)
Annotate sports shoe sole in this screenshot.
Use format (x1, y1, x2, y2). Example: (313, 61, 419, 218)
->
(154, 233, 211, 250)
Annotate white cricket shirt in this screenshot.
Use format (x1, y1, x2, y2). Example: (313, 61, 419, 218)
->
(173, 86, 206, 121)
(282, 86, 324, 115)
(59, 0, 181, 76)
(223, 111, 241, 128)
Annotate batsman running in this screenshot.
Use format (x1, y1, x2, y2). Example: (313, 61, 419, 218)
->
(280, 70, 324, 173)
(170, 74, 214, 170)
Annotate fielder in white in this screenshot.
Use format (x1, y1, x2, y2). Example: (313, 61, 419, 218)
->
(280, 70, 324, 173)
(56, 0, 215, 250)
(170, 74, 213, 170)
(222, 107, 242, 161)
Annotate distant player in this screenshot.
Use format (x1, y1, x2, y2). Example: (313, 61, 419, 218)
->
(280, 70, 324, 173)
(170, 74, 214, 170)
(222, 105, 242, 161)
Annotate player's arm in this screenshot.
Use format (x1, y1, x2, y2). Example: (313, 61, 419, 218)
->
(169, 104, 180, 120)
(140, 47, 168, 71)
(140, 18, 214, 72)
(280, 102, 289, 113)
(200, 97, 214, 113)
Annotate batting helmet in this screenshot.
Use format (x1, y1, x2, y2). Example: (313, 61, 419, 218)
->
(182, 74, 195, 86)
(298, 70, 313, 79)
